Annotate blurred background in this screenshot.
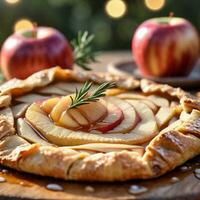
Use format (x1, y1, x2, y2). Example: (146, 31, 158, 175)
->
(0, 0, 200, 51)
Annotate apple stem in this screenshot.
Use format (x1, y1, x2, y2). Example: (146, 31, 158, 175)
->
(32, 22, 37, 38)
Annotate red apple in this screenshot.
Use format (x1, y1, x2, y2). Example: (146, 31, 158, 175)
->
(0, 27, 73, 80)
(132, 17, 200, 77)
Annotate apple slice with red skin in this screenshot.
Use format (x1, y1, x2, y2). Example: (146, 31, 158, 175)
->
(140, 99, 158, 113)
(77, 99, 107, 124)
(92, 103, 124, 133)
(103, 97, 140, 134)
(117, 93, 169, 108)
(126, 100, 158, 142)
(117, 93, 159, 113)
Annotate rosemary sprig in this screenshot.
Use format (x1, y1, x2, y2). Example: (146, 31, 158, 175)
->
(69, 81, 115, 109)
(71, 31, 97, 70)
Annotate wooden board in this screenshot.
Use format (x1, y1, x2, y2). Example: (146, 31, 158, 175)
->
(0, 155, 199, 200)
(108, 59, 200, 88)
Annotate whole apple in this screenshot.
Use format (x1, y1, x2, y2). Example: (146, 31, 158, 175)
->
(132, 17, 199, 77)
(0, 27, 73, 80)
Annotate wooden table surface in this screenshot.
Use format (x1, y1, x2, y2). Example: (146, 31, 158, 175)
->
(0, 51, 200, 200)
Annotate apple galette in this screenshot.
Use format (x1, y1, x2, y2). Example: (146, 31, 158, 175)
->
(0, 67, 199, 181)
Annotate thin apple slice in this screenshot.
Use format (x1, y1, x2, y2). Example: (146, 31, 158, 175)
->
(38, 85, 69, 96)
(68, 108, 89, 126)
(0, 107, 14, 126)
(58, 110, 80, 129)
(78, 100, 107, 124)
(103, 97, 139, 133)
(117, 93, 158, 113)
(105, 88, 127, 96)
(147, 95, 169, 107)
(12, 103, 30, 118)
(155, 107, 176, 128)
(17, 118, 50, 145)
(92, 103, 124, 133)
(50, 96, 71, 122)
(41, 97, 60, 113)
(117, 93, 146, 100)
(49, 96, 87, 128)
(126, 100, 158, 142)
(141, 99, 158, 113)
(16, 94, 49, 103)
(63, 143, 144, 155)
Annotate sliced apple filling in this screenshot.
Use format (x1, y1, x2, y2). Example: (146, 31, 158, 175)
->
(4, 79, 181, 146)
(41, 95, 108, 130)
(23, 89, 182, 146)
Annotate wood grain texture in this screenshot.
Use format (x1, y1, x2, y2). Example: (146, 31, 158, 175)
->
(0, 52, 199, 200)
(0, 155, 199, 200)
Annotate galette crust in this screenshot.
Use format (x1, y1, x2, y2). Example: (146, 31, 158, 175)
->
(0, 66, 199, 181)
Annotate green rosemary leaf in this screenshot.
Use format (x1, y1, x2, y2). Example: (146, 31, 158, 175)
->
(71, 31, 97, 71)
(69, 81, 115, 109)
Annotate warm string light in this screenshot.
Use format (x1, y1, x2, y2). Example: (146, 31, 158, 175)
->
(144, 0, 165, 11)
(5, 0, 20, 4)
(105, 0, 127, 19)
(14, 19, 34, 33)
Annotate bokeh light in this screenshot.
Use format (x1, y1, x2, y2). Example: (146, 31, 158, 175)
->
(105, 0, 127, 19)
(14, 19, 34, 32)
(5, 0, 20, 4)
(144, 0, 165, 11)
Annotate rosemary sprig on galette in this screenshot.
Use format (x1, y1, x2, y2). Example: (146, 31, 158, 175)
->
(69, 81, 115, 109)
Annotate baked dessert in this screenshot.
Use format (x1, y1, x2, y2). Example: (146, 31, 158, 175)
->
(0, 66, 199, 181)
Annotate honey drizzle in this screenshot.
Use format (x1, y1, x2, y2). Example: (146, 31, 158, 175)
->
(0, 168, 32, 187)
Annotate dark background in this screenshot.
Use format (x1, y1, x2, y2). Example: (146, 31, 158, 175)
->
(0, 0, 199, 50)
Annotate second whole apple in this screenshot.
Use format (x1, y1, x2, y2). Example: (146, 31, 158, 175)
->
(132, 17, 199, 77)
